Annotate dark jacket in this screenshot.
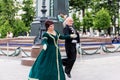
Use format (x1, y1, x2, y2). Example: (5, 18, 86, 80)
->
(63, 25, 80, 44)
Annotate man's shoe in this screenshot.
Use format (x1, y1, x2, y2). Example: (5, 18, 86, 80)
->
(66, 73, 71, 78)
(64, 68, 71, 78)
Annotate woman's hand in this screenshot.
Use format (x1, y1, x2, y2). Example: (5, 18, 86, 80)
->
(43, 44, 47, 50)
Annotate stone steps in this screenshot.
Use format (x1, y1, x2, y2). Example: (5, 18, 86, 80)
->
(0, 37, 114, 54)
(0, 37, 34, 53)
(21, 37, 115, 66)
(0, 36, 115, 66)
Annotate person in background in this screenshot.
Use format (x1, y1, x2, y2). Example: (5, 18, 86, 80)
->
(6, 31, 13, 38)
(62, 17, 80, 78)
(28, 20, 76, 80)
(112, 36, 119, 43)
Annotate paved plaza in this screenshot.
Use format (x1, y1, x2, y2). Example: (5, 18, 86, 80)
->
(0, 52, 120, 80)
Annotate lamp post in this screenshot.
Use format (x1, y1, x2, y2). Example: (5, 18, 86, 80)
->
(39, 0, 47, 39)
(41, 0, 47, 18)
(33, 0, 47, 45)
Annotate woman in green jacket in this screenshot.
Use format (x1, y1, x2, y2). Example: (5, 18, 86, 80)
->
(28, 20, 76, 80)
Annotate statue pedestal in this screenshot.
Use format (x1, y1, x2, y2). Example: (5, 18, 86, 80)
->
(21, 37, 115, 66)
(21, 45, 42, 66)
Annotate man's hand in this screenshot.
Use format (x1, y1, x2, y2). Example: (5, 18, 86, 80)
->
(70, 34, 77, 38)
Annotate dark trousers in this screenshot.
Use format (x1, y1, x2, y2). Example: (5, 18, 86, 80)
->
(62, 43, 77, 74)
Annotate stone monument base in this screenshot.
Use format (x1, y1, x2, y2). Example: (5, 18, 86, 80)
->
(21, 37, 115, 66)
(21, 45, 42, 66)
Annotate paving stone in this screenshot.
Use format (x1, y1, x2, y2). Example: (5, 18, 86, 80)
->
(0, 52, 120, 80)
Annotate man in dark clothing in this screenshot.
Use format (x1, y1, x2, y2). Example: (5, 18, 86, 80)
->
(62, 17, 80, 78)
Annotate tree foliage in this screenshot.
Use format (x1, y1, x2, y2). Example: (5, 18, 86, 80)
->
(83, 12, 93, 31)
(69, 0, 91, 11)
(72, 13, 81, 30)
(69, 0, 91, 33)
(69, 0, 119, 34)
(21, 0, 35, 28)
(0, 0, 18, 26)
(13, 19, 28, 37)
(0, 0, 35, 38)
(91, 0, 119, 26)
(94, 8, 111, 31)
(0, 20, 13, 38)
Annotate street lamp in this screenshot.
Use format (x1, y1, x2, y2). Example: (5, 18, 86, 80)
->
(33, 0, 47, 45)
(41, 0, 47, 18)
(39, 0, 47, 39)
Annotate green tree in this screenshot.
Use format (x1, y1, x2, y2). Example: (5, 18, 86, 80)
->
(91, 0, 119, 34)
(94, 8, 111, 34)
(69, 0, 91, 33)
(0, 0, 20, 37)
(0, 0, 19, 27)
(72, 13, 81, 30)
(83, 12, 93, 32)
(0, 21, 13, 38)
(0, 0, 35, 37)
(21, 0, 35, 28)
(69, 0, 90, 16)
(13, 19, 28, 37)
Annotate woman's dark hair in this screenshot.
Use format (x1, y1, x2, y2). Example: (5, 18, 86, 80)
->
(45, 20, 54, 30)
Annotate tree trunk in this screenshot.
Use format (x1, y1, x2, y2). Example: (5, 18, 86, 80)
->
(82, 8, 86, 33)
